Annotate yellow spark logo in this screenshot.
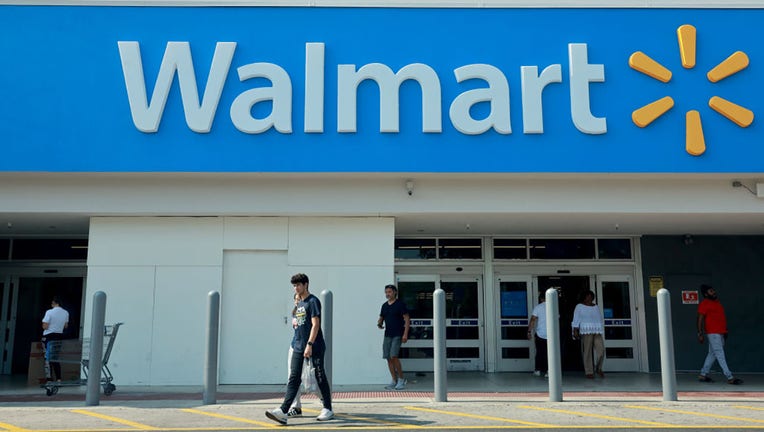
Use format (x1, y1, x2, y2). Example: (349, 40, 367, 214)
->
(629, 24, 754, 156)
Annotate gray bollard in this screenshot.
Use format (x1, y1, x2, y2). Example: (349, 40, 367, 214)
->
(203, 291, 220, 405)
(86, 291, 106, 406)
(433, 288, 447, 402)
(657, 288, 677, 401)
(320, 289, 333, 386)
(546, 288, 563, 402)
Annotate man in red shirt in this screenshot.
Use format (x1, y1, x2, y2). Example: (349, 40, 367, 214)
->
(697, 284, 743, 385)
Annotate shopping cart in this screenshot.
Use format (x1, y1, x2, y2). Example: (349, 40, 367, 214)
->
(41, 322, 124, 396)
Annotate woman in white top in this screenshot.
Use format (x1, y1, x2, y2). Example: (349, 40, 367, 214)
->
(571, 290, 605, 379)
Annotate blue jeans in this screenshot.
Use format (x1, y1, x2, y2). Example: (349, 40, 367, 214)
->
(281, 348, 332, 413)
(700, 333, 733, 379)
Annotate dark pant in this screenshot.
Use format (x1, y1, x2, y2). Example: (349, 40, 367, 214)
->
(42, 333, 64, 381)
(281, 348, 332, 413)
(534, 335, 548, 373)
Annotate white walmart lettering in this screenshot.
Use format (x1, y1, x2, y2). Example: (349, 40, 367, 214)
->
(118, 42, 606, 135)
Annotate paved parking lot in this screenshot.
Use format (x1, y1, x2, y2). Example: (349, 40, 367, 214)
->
(2, 396, 764, 431)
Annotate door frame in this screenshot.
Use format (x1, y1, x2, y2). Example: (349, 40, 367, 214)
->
(492, 264, 643, 372)
(595, 274, 639, 371)
(394, 274, 437, 373)
(494, 274, 533, 372)
(394, 272, 486, 372)
(441, 274, 484, 371)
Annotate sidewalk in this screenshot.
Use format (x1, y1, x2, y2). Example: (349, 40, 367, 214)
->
(1, 371, 761, 404)
(1, 373, 763, 431)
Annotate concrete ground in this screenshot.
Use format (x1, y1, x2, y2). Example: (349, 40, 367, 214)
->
(0, 372, 762, 431)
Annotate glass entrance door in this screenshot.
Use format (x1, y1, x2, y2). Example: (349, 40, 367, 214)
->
(395, 274, 484, 371)
(596, 275, 638, 370)
(495, 275, 532, 371)
(441, 277, 483, 371)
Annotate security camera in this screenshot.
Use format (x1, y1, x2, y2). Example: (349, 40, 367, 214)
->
(405, 180, 414, 196)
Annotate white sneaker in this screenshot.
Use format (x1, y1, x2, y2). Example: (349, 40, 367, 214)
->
(395, 378, 406, 390)
(384, 380, 396, 390)
(532, 370, 541, 377)
(265, 408, 287, 425)
(317, 408, 334, 421)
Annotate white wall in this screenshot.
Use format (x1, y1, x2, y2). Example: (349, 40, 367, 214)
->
(85, 216, 394, 386)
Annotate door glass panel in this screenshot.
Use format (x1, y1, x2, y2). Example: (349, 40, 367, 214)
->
(606, 347, 634, 359)
(443, 281, 478, 319)
(398, 281, 434, 341)
(400, 347, 433, 359)
(602, 280, 632, 341)
(502, 347, 530, 359)
(499, 282, 527, 318)
(442, 281, 479, 340)
(499, 281, 527, 341)
(601, 281, 630, 318)
(447, 347, 480, 358)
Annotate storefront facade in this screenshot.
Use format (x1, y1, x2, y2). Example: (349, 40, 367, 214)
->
(1, 1, 763, 385)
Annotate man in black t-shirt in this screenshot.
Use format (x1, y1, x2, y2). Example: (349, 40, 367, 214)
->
(377, 284, 410, 390)
(266, 273, 334, 425)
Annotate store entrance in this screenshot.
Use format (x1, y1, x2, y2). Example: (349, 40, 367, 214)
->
(537, 275, 591, 372)
(395, 274, 484, 372)
(0, 270, 85, 376)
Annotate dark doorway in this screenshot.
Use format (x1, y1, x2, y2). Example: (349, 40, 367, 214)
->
(538, 275, 591, 372)
(11, 277, 83, 375)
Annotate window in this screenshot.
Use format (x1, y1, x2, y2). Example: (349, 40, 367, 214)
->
(529, 239, 596, 259)
(395, 238, 436, 260)
(438, 238, 482, 260)
(396, 237, 633, 261)
(493, 238, 527, 259)
(597, 238, 632, 259)
(11, 239, 88, 260)
(0, 239, 9, 260)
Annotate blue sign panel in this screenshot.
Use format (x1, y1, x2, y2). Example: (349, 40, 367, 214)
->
(1, 7, 763, 172)
(604, 319, 632, 326)
(501, 290, 528, 318)
(501, 319, 530, 326)
(448, 319, 479, 326)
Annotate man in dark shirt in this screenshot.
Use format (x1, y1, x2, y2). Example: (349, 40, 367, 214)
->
(266, 273, 334, 425)
(377, 284, 410, 390)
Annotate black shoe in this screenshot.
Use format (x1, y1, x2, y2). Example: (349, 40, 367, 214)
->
(698, 375, 713, 382)
(287, 407, 302, 417)
(728, 378, 743, 385)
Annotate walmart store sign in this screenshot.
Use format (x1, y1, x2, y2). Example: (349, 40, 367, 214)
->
(0, 7, 761, 172)
(120, 42, 606, 136)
